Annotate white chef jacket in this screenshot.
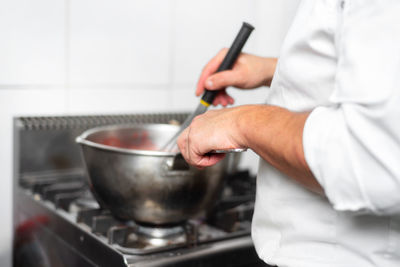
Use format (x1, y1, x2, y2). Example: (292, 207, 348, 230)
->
(252, 0, 400, 266)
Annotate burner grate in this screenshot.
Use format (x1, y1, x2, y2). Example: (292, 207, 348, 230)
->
(23, 170, 255, 256)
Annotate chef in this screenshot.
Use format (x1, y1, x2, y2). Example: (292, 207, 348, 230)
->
(177, 0, 400, 266)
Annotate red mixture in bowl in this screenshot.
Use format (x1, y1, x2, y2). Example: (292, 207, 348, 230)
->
(100, 131, 157, 151)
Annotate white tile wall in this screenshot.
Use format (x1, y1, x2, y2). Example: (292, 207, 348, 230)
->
(69, 0, 172, 85)
(170, 85, 199, 111)
(67, 87, 169, 114)
(0, 1, 300, 266)
(0, 0, 66, 85)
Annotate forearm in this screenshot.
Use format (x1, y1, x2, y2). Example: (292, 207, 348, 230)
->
(237, 105, 323, 194)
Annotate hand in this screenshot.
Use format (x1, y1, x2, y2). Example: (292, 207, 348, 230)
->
(177, 106, 247, 168)
(177, 104, 322, 194)
(196, 48, 277, 107)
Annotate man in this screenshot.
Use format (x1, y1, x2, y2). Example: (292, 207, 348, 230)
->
(177, 0, 400, 266)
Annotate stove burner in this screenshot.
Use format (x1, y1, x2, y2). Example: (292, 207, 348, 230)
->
(70, 191, 100, 212)
(135, 224, 185, 239)
(124, 224, 186, 249)
(19, 170, 256, 256)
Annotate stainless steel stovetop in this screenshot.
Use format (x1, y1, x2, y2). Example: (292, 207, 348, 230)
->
(13, 113, 268, 267)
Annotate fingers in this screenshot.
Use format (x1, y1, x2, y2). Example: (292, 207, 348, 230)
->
(177, 120, 226, 168)
(177, 127, 189, 161)
(196, 48, 241, 107)
(212, 91, 235, 107)
(196, 153, 226, 167)
(178, 126, 199, 166)
(196, 48, 228, 97)
(205, 69, 245, 90)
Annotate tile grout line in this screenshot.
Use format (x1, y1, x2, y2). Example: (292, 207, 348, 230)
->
(167, 0, 177, 109)
(65, 0, 71, 114)
(253, 0, 261, 56)
(0, 83, 171, 90)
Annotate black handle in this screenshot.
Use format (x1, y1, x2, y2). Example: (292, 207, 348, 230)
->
(201, 22, 255, 105)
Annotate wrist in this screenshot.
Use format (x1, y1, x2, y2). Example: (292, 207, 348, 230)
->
(234, 105, 263, 149)
(260, 58, 277, 87)
(235, 104, 293, 151)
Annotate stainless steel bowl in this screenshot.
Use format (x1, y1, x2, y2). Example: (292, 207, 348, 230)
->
(76, 124, 232, 225)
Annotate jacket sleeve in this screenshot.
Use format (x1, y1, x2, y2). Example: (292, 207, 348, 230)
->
(303, 0, 400, 215)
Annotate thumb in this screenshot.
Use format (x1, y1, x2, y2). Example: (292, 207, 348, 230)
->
(205, 70, 245, 90)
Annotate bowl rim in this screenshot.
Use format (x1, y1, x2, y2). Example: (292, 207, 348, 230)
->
(75, 123, 180, 157)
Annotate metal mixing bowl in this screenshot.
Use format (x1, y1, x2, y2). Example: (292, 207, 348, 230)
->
(76, 124, 232, 225)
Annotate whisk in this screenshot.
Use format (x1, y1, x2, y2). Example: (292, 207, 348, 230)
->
(161, 22, 255, 153)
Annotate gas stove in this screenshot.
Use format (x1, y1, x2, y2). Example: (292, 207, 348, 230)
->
(13, 113, 268, 267)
